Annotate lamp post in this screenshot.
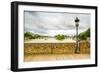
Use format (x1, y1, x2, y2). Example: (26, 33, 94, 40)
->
(75, 17, 80, 54)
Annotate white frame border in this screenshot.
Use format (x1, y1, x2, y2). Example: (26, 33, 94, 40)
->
(18, 5, 96, 68)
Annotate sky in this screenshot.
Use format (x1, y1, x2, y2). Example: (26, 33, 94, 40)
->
(24, 11, 90, 36)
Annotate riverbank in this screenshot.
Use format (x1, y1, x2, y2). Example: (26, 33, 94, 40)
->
(25, 38, 76, 43)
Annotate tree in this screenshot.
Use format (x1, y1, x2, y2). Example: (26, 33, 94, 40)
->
(55, 34, 65, 40)
(85, 28, 90, 37)
(24, 32, 33, 39)
(79, 28, 90, 40)
(24, 32, 48, 40)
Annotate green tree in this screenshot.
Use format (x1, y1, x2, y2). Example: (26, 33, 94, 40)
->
(85, 28, 90, 37)
(55, 34, 65, 40)
(79, 28, 90, 40)
(24, 32, 45, 40)
(24, 32, 33, 39)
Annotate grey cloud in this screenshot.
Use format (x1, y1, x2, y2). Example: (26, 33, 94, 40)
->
(24, 11, 90, 35)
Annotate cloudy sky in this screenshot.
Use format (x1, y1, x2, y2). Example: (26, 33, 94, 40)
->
(24, 11, 90, 36)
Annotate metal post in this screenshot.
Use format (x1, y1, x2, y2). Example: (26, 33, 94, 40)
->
(75, 17, 80, 54)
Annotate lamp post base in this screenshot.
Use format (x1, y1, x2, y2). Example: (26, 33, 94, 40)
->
(75, 48, 80, 54)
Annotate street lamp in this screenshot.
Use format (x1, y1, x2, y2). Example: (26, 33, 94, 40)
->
(75, 17, 80, 54)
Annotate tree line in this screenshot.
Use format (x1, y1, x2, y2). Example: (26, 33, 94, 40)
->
(24, 28, 90, 41)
